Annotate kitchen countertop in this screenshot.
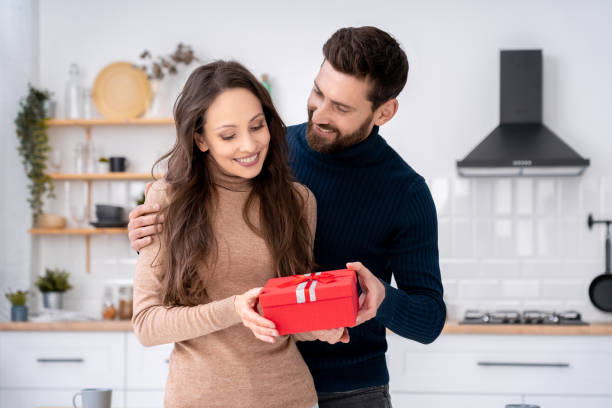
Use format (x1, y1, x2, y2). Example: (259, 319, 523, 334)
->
(2, 320, 612, 335)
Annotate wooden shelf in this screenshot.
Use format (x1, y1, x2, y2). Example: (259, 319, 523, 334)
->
(29, 228, 127, 235)
(46, 118, 174, 126)
(48, 173, 160, 181)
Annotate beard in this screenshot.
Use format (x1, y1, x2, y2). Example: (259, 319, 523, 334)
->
(306, 108, 373, 154)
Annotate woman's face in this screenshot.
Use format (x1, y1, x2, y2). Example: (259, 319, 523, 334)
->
(197, 88, 270, 179)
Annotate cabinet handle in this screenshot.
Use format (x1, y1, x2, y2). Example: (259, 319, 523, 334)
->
(36, 358, 85, 363)
(478, 361, 569, 368)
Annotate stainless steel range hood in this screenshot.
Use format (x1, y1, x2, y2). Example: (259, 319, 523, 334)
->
(457, 50, 590, 177)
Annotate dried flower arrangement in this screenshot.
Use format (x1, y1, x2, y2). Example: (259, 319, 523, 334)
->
(137, 43, 200, 80)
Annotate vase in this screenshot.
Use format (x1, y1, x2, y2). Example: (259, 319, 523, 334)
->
(146, 78, 163, 118)
(43, 291, 63, 309)
(11, 305, 28, 321)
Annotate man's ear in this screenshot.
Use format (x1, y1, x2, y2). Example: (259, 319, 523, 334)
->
(373, 99, 398, 127)
(194, 133, 209, 153)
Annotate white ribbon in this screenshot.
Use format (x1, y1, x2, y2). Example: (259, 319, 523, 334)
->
(295, 272, 321, 304)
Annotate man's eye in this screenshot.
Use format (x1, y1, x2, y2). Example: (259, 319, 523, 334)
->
(314, 87, 322, 95)
(336, 106, 348, 113)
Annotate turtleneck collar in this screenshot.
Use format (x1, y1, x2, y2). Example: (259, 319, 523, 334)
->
(207, 156, 253, 193)
(296, 123, 387, 167)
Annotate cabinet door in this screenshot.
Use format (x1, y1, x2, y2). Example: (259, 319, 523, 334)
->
(0, 332, 124, 389)
(387, 333, 612, 395)
(524, 395, 612, 408)
(391, 392, 521, 408)
(125, 390, 166, 408)
(0, 389, 125, 408)
(125, 333, 173, 389)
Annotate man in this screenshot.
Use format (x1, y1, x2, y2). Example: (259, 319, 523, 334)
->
(128, 26, 445, 407)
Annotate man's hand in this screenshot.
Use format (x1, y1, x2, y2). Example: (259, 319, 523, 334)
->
(311, 327, 350, 344)
(347, 262, 386, 326)
(128, 182, 164, 252)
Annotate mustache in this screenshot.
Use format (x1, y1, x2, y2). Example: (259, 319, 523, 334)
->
(307, 108, 339, 133)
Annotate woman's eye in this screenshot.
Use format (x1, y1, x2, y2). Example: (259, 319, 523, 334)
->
(250, 124, 264, 131)
(220, 134, 235, 141)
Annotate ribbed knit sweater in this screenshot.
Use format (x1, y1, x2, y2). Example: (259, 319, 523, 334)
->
(287, 123, 446, 393)
(132, 160, 318, 408)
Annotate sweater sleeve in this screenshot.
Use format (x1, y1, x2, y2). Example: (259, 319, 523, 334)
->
(132, 180, 242, 347)
(375, 177, 446, 344)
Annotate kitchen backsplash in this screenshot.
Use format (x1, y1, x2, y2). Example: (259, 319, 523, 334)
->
(429, 175, 612, 323)
(25, 173, 612, 324)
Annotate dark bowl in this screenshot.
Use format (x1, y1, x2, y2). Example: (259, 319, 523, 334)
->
(95, 204, 125, 221)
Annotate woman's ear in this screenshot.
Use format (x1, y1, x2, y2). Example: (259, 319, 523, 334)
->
(194, 133, 209, 153)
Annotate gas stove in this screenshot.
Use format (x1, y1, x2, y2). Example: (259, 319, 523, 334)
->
(460, 310, 588, 325)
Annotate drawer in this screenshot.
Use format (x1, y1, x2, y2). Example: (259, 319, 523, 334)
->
(125, 333, 173, 389)
(125, 390, 165, 408)
(525, 395, 612, 408)
(0, 332, 124, 389)
(0, 389, 125, 408)
(391, 392, 521, 408)
(387, 334, 612, 395)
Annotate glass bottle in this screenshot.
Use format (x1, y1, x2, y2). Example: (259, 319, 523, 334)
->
(65, 63, 82, 119)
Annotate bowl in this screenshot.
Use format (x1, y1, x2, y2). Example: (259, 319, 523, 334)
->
(95, 204, 125, 221)
(37, 213, 67, 229)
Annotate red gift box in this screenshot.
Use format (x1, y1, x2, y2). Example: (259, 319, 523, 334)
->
(259, 269, 359, 335)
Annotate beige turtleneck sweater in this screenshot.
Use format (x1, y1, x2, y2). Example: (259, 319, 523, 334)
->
(132, 162, 318, 408)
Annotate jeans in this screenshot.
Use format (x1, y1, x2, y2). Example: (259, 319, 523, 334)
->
(317, 385, 392, 408)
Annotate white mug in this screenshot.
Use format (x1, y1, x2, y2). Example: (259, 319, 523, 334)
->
(72, 388, 112, 408)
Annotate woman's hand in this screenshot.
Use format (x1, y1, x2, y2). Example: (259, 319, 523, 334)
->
(311, 327, 350, 344)
(234, 288, 278, 343)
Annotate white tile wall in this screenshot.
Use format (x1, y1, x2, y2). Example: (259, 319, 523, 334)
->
(433, 175, 612, 322)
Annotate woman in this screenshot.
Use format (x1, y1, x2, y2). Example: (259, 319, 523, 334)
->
(132, 60, 341, 408)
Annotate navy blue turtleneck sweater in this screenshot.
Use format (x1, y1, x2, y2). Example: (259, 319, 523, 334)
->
(287, 123, 446, 393)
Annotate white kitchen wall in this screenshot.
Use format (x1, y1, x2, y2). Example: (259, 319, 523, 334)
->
(3, 0, 612, 321)
(0, 0, 39, 320)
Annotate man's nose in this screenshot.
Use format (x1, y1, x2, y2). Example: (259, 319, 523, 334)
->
(311, 102, 331, 124)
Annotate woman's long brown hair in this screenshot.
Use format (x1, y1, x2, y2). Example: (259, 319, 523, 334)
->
(152, 60, 314, 306)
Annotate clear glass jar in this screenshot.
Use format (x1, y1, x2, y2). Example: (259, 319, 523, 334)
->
(101, 286, 116, 320)
(65, 63, 82, 119)
(118, 285, 133, 320)
(82, 88, 94, 119)
(73, 142, 85, 173)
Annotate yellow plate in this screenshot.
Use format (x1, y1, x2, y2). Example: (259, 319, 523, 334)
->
(93, 62, 151, 120)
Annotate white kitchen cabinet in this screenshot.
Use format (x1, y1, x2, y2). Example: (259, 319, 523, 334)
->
(0, 389, 125, 408)
(387, 333, 612, 406)
(524, 395, 612, 408)
(0, 331, 124, 389)
(391, 393, 521, 408)
(125, 332, 173, 389)
(125, 390, 166, 408)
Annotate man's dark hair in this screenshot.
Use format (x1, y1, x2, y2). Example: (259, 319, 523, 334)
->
(322, 26, 409, 110)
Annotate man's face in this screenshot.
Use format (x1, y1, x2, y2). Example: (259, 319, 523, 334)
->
(306, 60, 375, 153)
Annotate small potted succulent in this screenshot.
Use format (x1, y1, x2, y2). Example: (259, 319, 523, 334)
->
(5, 289, 29, 321)
(35, 268, 73, 309)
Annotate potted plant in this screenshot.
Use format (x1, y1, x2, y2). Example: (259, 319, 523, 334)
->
(14, 85, 55, 226)
(35, 268, 73, 309)
(5, 289, 29, 321)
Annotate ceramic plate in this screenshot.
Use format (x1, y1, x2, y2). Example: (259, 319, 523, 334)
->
(93, 62, 151, 120)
